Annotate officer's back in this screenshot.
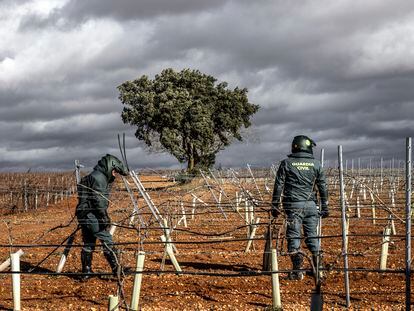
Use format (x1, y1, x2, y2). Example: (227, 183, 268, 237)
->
(280, 151, 324, 203)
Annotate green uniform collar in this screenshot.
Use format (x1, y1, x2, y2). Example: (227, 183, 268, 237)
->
(288, 152, 314, 159)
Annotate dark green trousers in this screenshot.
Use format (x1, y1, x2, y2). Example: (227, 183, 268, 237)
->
(284, 201, 319, 253)
(79, 212, 114, 254)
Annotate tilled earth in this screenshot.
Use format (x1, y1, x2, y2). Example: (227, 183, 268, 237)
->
(0, 176, 412, 310)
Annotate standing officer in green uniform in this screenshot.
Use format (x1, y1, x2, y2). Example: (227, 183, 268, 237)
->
(271, 135, 329, 280)
(76, 154, 128, 280)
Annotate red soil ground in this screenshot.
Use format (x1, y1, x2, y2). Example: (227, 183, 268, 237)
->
(0, 175, 412, 310)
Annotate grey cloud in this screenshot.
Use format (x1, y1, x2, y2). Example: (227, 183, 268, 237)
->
(0, 0, 30, 5)
(60, 0, 229, 21)
(0, 97, 119, 123)
(18, 0, 231, 30)
(131, 1, 414, 95)
(0, 115, 177, 171)
(18, 9, 62, 31)
(0, 145, 178, 172)
(2, 0, 414, 171)
(0, 62, 135, 123)
(5, 120, 123, 150)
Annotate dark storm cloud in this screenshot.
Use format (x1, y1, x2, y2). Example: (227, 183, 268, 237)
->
(0, 96, 118, 122)
(61, 0, 228, 21)
(135, 1, 414, 77)
(18, 0, 231, 30)
(1, 0, 413, 171)
(0, 114, 124, 149)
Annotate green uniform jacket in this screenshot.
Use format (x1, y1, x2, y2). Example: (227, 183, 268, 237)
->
(271, 152, 328, 209)
(76, 158, 115, 221)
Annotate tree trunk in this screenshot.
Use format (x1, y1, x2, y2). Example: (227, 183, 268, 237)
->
(187, 141, 195, 172)
(187, 155, 194, 172)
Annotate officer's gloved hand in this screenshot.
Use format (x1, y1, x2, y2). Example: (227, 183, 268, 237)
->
(319, 205, 329, 218)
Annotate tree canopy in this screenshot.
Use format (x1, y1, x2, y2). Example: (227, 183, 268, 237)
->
(118, 68, 259, 172)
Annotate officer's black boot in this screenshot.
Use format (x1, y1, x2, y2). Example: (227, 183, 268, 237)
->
(102, 248, 120, 280)
(80, 250, 93, 281)
(289, 253, 304, 280)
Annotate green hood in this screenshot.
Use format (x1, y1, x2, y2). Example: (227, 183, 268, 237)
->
(94, 154, 128, 182)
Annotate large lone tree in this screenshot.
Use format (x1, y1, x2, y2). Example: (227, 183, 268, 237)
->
(118, 68, 259, 172)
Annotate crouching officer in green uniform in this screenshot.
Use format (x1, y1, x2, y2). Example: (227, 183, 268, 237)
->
(271, 135, 328, 280)
(76, 154, 128, 280)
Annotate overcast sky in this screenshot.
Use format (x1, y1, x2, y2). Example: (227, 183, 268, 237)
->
(1, 0, 413, 171)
